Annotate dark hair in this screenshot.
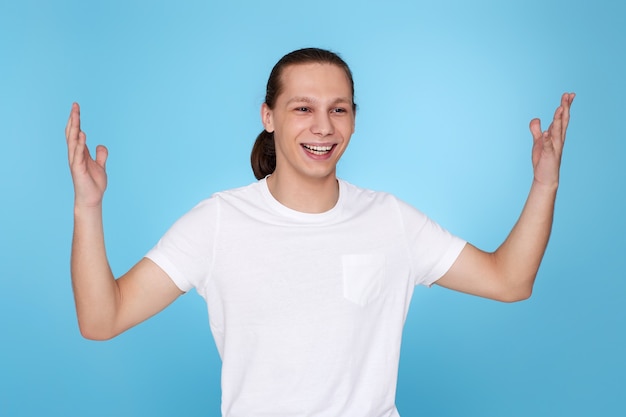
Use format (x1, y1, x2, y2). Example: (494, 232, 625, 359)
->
(250, 48, 357, 180)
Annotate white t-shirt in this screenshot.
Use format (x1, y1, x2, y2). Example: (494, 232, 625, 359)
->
(146, 178, 466, 417)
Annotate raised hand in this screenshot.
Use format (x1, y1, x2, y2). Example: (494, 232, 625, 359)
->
(529, 92, 575, 188)
(65, 103, 109, 207)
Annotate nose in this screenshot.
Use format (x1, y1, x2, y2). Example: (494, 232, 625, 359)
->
(311, 112, 334, 136)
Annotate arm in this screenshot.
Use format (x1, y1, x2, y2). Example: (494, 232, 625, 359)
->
(66, 103, 182, 340)
(436, 93, 575, 302)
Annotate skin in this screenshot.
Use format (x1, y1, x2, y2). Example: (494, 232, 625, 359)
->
(66, 62, 574, 340)
(262, 63, 356, 213)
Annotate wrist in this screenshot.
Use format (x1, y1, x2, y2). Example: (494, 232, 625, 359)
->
(74, 201, 103, 218)
(531, 178, 559, 195)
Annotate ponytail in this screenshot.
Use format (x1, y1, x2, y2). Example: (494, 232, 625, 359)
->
(250, 130, 276, 180)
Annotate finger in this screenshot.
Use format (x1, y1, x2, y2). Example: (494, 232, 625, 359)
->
(72, 130, 88, 169)
(66, 103, 81, 141)
(541, 130, 554, 152)
(546, 94, 571, 154)
(67, 103, 82, 163)
(559, 92, 575, 134)
(550, 105, 564, 145)
(529, 118, 543, 143)
(65, 102, 78, 139)
(95, 145, 108, 169)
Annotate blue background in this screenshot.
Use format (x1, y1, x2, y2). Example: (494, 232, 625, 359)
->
(1, 0, 624, 416)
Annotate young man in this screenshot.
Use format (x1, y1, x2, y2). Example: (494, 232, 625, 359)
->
(66, 48, 574, 416)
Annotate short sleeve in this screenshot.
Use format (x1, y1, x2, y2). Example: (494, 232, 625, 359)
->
(145, 198, 218, 292)
(395, 199, 466, 287)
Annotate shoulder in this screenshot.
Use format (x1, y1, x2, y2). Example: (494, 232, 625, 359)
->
(171, 181, 263, 224)
(192, 180, 282, 224)
(339, 179, 420, 225)
(339, 179, 396, 203)
(339, 179, 411, 212)
(339, 179, 437, 229)
(211, 180, 263, 201)
(190, 180, 266, 212)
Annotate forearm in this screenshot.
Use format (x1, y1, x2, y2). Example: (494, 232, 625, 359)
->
(71, 204, 120, 340)
(492, 179, 558, 298)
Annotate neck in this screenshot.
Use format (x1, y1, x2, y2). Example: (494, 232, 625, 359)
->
(266, 171, 339, 214)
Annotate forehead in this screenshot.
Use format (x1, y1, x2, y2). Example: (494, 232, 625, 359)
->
(278, 63, 353, 101)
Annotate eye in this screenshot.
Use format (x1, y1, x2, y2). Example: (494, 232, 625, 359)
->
(295, 107, 310, 112)
(331, 107, 347, 114)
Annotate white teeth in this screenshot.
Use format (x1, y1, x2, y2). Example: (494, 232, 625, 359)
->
(303, 144, 333, 155)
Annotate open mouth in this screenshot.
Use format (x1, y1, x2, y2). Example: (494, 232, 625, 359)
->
(302, 144, 334, 155)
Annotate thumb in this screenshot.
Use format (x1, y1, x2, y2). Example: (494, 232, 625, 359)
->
(95, 145, 108, 169)
(529, 118, 542, 142)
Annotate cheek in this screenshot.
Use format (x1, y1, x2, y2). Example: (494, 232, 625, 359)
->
(277, 116, 309, 136)
(340, 118, 355, 136)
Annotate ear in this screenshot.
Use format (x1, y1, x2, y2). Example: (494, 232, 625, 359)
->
(261, 103, 274, 133)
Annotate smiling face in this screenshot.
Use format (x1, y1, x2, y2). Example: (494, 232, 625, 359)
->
(261, 63, 356, 185)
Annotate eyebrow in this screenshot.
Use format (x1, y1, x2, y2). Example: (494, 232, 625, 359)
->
(286, 96, 353, 106)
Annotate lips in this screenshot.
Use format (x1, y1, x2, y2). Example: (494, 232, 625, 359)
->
(302, 144, 334, 155)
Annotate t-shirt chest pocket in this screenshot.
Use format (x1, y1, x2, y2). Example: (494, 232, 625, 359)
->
(342, 254, 386, 306)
